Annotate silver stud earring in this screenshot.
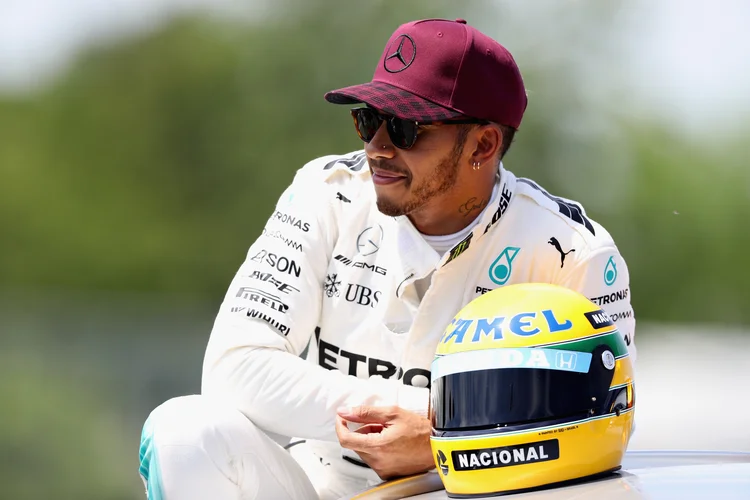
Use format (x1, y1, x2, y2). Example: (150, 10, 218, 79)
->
(472, 161, 481, 170)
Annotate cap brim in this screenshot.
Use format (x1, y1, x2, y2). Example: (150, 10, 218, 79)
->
(325, 80, 465, 122)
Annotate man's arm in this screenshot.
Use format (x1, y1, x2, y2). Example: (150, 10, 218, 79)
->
(559, 248, 637, 361)
(201, 157, 428, 442)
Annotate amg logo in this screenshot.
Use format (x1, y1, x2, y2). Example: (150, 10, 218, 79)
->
(585, 310, 614, 329)
(353, 262, 386, 275)
(590, 288, 629, 306)
(236, 287, 288, 312)
(334, 255, 387, 275)
(452, 440, 559, 471)
(249, 271, 300, 294)
(232, 307, 290, 335)
(335, 254, 353, 265)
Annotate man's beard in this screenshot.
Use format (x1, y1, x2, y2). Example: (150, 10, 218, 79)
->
(374, 136, 466, 217)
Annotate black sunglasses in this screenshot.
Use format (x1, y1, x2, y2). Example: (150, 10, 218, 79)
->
(350, 107, 487, 150)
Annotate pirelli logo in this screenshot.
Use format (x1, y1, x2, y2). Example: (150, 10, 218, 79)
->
(235, 287, 289, 313)
(452, 439, 559, 471)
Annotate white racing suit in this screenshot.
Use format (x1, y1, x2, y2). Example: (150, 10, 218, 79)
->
(139, 151, 636, 499)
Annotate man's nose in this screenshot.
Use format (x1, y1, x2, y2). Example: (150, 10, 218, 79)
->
(364, 123, 396, 160)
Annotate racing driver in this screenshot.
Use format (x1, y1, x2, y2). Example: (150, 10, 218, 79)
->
(138, 17, 637, 500)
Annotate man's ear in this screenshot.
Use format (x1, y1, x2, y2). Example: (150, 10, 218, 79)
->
(470, 124, 503, 166)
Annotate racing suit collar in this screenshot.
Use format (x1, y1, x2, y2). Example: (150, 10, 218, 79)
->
(393, 163, 517, 295)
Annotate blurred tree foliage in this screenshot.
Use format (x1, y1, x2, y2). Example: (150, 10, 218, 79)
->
(0, 0, 748, 327)
(0, 351, 138, 500)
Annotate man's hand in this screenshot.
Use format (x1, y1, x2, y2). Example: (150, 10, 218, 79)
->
(335, 405, 435, 480)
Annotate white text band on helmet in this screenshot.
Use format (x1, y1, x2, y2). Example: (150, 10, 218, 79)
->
(431, 347, 592, 383)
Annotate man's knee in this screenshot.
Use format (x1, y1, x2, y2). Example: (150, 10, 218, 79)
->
(141, 395, 260, 458)
(139, 395, 304, 499)
(139, 395, 255, 495)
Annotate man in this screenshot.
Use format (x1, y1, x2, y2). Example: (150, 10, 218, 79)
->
(139, 18, 636, 499)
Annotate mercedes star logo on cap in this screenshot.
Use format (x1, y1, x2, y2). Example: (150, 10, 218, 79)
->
(384, 34, 416, 73)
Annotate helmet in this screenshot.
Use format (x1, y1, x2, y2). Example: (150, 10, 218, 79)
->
(429, 283, 635, 497)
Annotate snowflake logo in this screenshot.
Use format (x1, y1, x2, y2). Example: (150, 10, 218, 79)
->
(324, 274, 341, 298)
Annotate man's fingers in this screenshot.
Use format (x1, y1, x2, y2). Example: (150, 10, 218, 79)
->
(354, 423, 385, 435)
(335, 415, 382, 451)
(337, 405, 398, 424)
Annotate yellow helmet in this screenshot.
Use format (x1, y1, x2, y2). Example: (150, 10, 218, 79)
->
(430, 283, 635, 497)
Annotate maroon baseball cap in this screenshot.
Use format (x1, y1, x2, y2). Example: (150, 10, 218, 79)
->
(325, 18, 527, 128)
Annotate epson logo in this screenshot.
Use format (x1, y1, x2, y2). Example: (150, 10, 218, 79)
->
(235, 287, 289, 313)
(250, 250, 301, 278)
(335, 254, 353, 265)
(452, 439, 559, 471)
(334, 254, 387, 275)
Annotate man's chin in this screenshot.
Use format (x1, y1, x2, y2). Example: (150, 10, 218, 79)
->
(375, 197, 407, 217)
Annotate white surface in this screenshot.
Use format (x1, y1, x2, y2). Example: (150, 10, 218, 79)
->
(347, 453, 750, 499)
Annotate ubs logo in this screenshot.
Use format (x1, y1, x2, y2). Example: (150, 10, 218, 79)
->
(344, 284, 381, 308)
(334, 254, 387, 276)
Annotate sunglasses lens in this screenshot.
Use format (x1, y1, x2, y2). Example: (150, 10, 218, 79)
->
(387, 117, 418, 149)
(353, 109, 381, 143)
(351, 108, 419, 149)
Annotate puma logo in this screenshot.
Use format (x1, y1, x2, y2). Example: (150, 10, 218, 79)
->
(336, 192, 351, 203)
(548, 237, 575, 268)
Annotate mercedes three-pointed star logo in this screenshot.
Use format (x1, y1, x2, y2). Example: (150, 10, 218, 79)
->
(356, 224, 384, 256)
(384, 34, 416, 73)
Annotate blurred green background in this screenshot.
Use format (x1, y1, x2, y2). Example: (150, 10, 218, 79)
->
(1, 0, 749, 498)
